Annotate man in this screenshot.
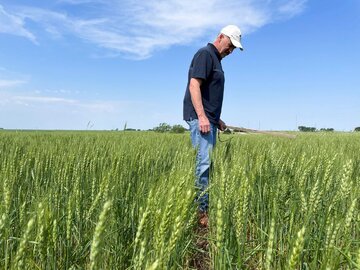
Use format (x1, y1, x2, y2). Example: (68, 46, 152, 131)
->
(183, 25, 243, 227)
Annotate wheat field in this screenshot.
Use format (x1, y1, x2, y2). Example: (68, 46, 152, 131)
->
(0, 130, 359, 269)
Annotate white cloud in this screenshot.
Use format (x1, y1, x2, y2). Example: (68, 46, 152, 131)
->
(0, 69, 30, 89)
(12, 96, 77, 104)
(0, 79, 26, 88)
(0, 5, 37, 43)
(0, 90, 157, 129)
(56, 0, 101, 4)
(1, 91, 136, 113)
(1, 0, 307, 59)
(277, 0, 307, 17)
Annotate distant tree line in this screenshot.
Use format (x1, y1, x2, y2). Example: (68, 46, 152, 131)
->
(298, 126, 317, 132)
(114, 124, 360, 133)
(114, 122, 187, 133)
(153, 123, 187, 133)
(299, 126, 360, 132)
(298, 126, 334, 132)
(319, 128, 334, 132)
(124, 128, 141, 131)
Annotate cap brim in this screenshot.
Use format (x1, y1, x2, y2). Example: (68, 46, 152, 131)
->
(230, 37, 244, 51)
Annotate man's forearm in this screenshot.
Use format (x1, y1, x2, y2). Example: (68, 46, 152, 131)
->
(189, 78, 206, 118)
(189, 78, 210, 133)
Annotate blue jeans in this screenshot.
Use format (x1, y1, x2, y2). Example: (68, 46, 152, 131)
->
(187, 119, 217, 212)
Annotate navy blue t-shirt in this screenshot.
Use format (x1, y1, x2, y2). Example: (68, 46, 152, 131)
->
(183, 43, 225, 125)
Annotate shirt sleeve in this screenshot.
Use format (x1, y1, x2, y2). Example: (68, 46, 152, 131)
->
(190, 50, 213, 81)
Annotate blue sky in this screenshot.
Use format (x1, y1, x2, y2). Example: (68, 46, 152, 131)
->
(0, 0, 359, 131)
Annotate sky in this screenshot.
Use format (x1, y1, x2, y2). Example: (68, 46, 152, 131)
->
(0, 0, 359, 131)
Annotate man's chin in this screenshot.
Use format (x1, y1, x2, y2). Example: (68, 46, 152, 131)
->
(221, 53, 229, 59)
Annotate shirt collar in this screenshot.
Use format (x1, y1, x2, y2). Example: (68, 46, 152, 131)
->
(207, 43, 221, 61)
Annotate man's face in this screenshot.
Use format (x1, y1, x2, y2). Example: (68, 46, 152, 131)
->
(219, 34, 236, 58)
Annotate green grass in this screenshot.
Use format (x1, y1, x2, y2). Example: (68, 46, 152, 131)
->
(0, 131, 359, 269)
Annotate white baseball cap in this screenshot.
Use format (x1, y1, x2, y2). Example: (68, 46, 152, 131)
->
(220, 25, 243, 51)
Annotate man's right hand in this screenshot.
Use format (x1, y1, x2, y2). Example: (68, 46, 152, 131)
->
(199, 115, 211, 133)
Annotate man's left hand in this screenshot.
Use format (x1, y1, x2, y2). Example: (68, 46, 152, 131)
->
(218, 119, 227, 131)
